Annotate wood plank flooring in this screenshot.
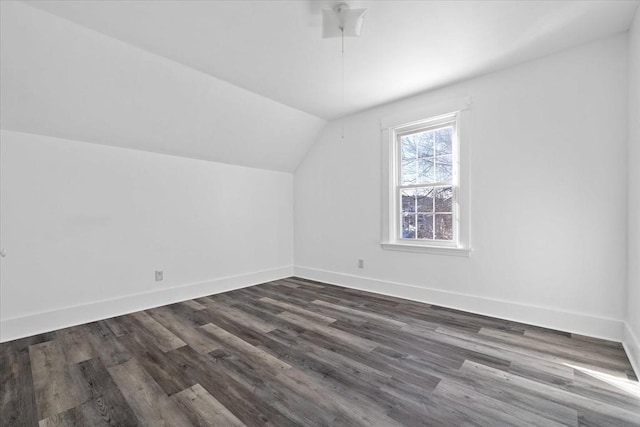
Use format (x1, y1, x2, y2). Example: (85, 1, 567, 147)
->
(1, 277, 639, 426)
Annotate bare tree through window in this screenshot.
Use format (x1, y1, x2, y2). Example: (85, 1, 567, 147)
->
(399, 124, 454, 241)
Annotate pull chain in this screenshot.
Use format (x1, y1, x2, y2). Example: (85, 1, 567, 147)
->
(341, 26, 345, 139)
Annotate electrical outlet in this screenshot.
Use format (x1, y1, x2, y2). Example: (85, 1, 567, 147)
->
(155, 270, 163, 281)
(358, 259, 364, 269)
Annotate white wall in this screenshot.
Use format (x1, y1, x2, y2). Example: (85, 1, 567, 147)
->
(0, 1, 325, 173)
(295, 34, 629, 341)
(0, 130, 293, 341)
(0, 0, 635, 354)
(625, 6, 640, 375)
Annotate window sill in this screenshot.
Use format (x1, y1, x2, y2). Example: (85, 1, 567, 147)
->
(380, 242, 471, 257)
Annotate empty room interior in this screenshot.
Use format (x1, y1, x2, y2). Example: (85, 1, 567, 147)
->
(1, 0, 640, 425)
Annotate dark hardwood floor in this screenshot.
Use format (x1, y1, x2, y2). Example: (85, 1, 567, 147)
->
(1, 277, 639, 426)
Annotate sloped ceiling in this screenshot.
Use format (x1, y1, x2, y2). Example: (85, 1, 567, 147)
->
(23, 0, 640, 119)
(0, 1, 325, 172)
(1, 0, 638, 171)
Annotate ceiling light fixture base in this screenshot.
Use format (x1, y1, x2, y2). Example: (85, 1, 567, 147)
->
(322, 3, 367, 38)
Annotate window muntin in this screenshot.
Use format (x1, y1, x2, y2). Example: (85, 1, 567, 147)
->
(394, 116, 458, 246)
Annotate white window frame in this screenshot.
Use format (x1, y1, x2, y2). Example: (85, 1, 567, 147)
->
(381, 98, 471, 256)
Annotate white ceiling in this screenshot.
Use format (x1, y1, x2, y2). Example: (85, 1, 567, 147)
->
(25, 0, 640, 120)
(2, 0, 638, 172)
(1, 1, 326, 172)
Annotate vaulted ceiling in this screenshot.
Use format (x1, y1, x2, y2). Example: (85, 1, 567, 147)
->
(1, 0, 638, 171)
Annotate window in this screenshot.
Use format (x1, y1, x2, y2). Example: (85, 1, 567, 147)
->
(399, 117, 456, 242)
(381, 102, 470, 256)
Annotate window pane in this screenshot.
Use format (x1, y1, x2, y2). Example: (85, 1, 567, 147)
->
(434, 187, 453, 212)
(401, 135, 417, 159)
(401, 159, 417, 185)
(417, 214, 434, 239)
(437, 154, 452, 165)
(435, 214, 453, 240)
(401, 188, 416, 213)
(416, 188, 433, 212)
(417, 131, 435, 158)
(416, 158, 435, 184)
(402, 214, 416, 238)
(435, 126, 453, 155)
(393, 118, 459, 246)
(435, 157, 452, 182)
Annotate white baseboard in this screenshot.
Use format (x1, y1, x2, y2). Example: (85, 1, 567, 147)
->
(623, 322, 640, 378)
(294, 266, 624, 342)
(0, 265, 293, 343)
(2, 263, 631, 364)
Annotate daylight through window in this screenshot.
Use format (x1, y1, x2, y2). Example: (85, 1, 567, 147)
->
(398, 119, 456, 242)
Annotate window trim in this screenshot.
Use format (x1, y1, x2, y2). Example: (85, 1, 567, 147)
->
(381, 98, 471, 256)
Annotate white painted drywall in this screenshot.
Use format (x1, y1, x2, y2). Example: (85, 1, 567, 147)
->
(0, 130, 293, 341)
(294, 34, 629, 340)
(625, 6, 640, 375)
(26, 0, 639, 119)
(0, 1, 325, 173)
